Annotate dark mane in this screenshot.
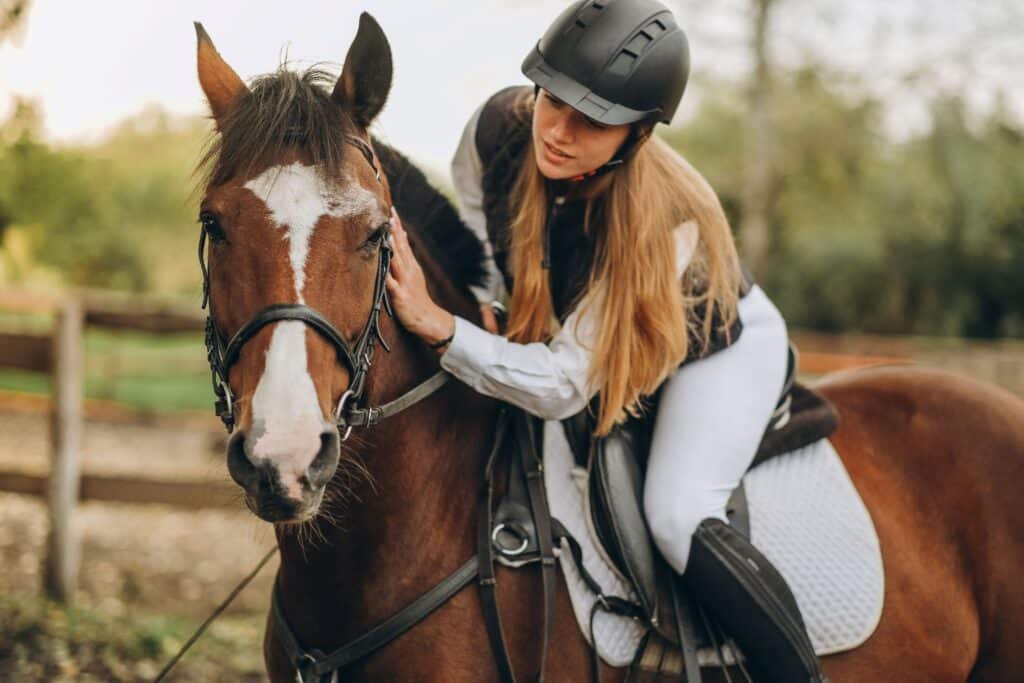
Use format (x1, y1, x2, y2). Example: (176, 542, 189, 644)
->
(197, 65, 486, 297)
(197, 67, 355, 189)
(373, 140, 487, 296)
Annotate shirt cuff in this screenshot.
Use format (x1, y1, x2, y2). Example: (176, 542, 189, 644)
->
(439, 315, 494, 387)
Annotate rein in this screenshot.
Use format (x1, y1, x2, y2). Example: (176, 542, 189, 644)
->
(198, 133, 449, 438)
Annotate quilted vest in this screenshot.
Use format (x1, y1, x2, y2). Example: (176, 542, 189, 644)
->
(472, 85, 745, 362)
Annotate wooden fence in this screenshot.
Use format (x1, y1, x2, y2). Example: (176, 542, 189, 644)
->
(0, 291, 210, 602)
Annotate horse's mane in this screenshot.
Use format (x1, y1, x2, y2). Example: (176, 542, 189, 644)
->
(373, 140, 486, 297)
(196, 66, 486, 297)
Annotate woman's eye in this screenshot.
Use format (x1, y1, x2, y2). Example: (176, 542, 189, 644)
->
(199, 211, 226, 244)
(586, 118, 608, 130)
(544, 91, 564, 108)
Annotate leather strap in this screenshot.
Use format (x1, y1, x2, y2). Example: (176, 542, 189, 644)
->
(272, 557, 480, 681)
(222, 303, 359, 372)
(670, 579, 704, 683)
(522, 414, 557, 681)
(340, 371, 450, 428)
(478, 409, 518, 682)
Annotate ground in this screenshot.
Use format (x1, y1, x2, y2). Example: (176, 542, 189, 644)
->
(0, 409, 278, 681)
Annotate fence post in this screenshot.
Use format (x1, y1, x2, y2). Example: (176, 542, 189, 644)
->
(44, 299, 83, 602)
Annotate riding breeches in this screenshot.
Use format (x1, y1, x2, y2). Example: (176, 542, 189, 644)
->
(643, 284, 789, 574)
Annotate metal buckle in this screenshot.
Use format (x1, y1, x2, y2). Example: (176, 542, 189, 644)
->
(335, 389, 355, 442)
(491, 523, 529, 556)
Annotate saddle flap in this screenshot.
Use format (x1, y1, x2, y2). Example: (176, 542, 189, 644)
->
(588, 424, 660, 621)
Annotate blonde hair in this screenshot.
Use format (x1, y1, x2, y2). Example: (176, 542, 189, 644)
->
(505, 95, 742, 435)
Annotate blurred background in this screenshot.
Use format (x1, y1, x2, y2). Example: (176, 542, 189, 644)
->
(0, 0, 1021, 680)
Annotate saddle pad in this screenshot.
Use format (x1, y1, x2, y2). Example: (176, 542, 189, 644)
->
(543, 420, 885, 667)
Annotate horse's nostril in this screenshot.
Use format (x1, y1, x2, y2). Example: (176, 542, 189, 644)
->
(226, 430, 261, 492)
(307, 428, 341, 489)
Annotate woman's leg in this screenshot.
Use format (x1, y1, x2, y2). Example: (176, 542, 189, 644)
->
(644, 284, 789, 573)
(643, 285, 828, 682)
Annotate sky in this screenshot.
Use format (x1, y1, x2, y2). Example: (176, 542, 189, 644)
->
(0, 1, 596, 172)
(1, 1, 1021, 173)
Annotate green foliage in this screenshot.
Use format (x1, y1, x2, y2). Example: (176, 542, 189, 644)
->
(0, 326, 210, 413)
(2, 65, 1022, 337)
(0, 101, 209, 295)
(0, 594, 264, 681)
(662, 67, 1024, 337)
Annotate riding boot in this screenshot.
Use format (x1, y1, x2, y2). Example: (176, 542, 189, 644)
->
(682, 517, 829, 682)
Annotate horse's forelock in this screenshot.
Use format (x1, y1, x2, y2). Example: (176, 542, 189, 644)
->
(197, 66, 358, 190)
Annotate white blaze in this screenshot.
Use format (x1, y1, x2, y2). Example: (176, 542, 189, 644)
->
(242, 162, 377, 485)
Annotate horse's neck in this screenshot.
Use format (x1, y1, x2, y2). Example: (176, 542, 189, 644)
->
(275, 269, 495, 649)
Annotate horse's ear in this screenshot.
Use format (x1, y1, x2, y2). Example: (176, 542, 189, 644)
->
(194, 22, 248, 124)
(332, 13, 393, 128)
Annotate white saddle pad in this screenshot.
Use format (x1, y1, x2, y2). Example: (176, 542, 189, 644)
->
(543, 420, 885, 667)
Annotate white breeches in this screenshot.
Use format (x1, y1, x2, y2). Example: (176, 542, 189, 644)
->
(643, 285, 789, 574)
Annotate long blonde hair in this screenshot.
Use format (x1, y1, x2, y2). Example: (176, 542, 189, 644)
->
(505, 94, 742, 435)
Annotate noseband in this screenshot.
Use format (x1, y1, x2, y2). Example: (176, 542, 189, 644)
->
(199, 134, 448, 436)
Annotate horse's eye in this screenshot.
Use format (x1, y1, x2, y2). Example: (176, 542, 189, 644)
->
(361, 221, 390, 252)
(199, 211, 226, 244)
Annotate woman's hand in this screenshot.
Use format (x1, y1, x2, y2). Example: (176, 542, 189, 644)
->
(479, 304, 499, 334)
(385, 209, 455, 351)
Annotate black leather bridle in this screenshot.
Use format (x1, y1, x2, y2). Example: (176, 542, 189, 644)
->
(199, 134, 448, 437)
(200, 135, 562, 683)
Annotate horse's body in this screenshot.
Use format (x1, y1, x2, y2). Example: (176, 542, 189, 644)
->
(192, 15, 1024, 682)
(262, 364, 1024, 682)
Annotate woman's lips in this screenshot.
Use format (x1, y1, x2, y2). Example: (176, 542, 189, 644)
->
(542, 140, 574, 164)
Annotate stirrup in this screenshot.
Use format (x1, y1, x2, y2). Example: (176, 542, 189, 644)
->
(682, 518, 828, 682)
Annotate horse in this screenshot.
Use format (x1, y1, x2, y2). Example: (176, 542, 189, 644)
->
(192, 14, 1024, 683)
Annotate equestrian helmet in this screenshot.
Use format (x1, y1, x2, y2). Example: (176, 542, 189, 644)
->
(521, 0, 690, 125)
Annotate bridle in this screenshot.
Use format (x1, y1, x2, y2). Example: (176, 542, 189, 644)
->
(195, 133, 571, 683)
(198, 133, 449, 437)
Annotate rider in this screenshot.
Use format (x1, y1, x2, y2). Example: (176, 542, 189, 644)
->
(385, 0, 827, 680)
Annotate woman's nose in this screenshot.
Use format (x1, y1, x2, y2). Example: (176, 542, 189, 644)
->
(549, 113, 575, 144)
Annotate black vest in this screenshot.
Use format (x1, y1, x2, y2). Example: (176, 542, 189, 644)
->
(473, 86, 745, 363)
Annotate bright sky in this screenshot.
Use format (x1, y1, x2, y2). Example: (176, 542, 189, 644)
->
(0, 1, 601, 172)
(1, 1, 1021, 173)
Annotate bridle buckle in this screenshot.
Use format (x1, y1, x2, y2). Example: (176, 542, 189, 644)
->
(335, 389, 355, 442)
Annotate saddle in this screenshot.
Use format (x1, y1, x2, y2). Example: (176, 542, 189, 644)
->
(491, 344, 840, 681)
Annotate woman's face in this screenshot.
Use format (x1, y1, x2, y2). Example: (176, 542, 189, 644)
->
(532, 89, 631, 180)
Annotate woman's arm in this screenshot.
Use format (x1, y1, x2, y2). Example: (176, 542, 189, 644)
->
(386, 208, 700, 421)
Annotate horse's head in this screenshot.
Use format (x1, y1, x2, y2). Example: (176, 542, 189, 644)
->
(194, 15, 395, 523)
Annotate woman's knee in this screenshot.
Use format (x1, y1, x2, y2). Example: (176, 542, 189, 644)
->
(643, 483, 725, 572)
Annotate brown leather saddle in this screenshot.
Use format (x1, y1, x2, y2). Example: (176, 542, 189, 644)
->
(568, 344, 840, 680)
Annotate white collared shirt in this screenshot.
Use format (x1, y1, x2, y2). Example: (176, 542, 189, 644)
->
(442, 103, 699, 419)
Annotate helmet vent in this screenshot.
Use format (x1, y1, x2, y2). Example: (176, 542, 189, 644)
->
(609, 51, 637, 76)
(625, 32, 653, 54)
(575, 2, 607, 28)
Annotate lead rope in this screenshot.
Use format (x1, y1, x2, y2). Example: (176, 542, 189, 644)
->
(152, 546, 277, 682)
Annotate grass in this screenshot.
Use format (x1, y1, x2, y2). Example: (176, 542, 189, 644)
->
(0, 323, 213, 413)
(0, 594, 265, 682)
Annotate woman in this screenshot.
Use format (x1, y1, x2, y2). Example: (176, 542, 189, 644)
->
(385, 0, 826, 680)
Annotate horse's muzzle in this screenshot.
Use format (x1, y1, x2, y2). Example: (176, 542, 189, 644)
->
(226, 427, 340, 522)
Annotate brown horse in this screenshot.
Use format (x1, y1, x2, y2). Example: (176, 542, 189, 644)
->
(193, 15, 1024, 683)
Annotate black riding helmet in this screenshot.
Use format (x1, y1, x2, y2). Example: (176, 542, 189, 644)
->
(523, 0, 691, 267)
(521, 0, 691, 127)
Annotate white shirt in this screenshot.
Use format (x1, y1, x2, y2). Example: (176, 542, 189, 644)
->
(442, 105, 700, 420)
